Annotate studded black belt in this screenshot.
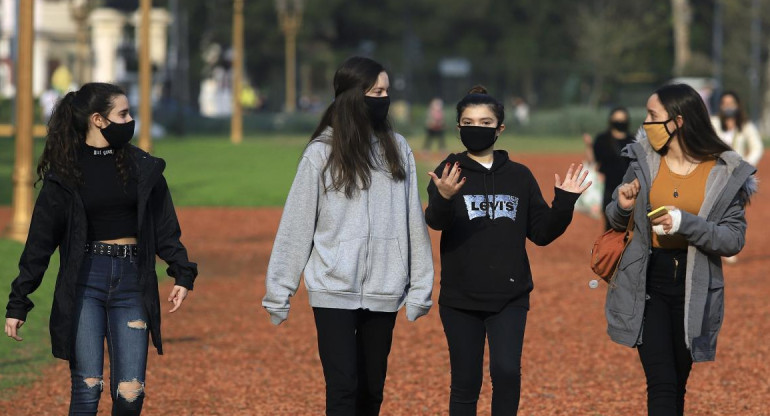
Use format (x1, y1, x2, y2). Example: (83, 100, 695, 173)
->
(85, 242, 138, 258)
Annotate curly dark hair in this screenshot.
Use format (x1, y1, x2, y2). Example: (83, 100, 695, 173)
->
(37, 82, 134, 188)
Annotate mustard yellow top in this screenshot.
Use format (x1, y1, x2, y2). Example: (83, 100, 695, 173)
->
(649, 157, 717, 249)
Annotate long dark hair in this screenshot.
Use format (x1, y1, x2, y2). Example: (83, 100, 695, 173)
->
(455, 85, 505, 127)
(718, 90, 746, 133)
(655, 83, 732, 158)
(37, 82, 133, 187)
(310, 56, 405, 198)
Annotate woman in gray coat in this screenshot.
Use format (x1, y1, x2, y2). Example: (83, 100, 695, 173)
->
(605, 84, 756, 416)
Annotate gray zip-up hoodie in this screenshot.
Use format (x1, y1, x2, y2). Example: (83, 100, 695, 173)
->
(605, 128, 756, 362)
(262, 128, 434, 325)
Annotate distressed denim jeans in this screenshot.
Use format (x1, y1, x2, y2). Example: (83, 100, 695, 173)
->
(69, 251, 148, 416)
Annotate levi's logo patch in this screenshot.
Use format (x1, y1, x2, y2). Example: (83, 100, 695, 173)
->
(463, 194, 519, 221)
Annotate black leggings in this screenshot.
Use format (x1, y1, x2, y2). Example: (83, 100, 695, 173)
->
(439, 303, 528, 416)
(637, 249, 693, 416)
(312, 307, 397, 416)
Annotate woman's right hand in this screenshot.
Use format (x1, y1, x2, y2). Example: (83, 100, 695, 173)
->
(5, 318, 25, 341)
(617, 178, 640, 210)
(428, 162, 466, 200)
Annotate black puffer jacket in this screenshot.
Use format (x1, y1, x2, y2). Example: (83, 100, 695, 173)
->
(5, 145, 198, 360)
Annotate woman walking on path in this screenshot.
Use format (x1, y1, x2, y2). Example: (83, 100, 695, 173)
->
(425, 86, 591, 415)
(605, 84, 756, 416)
(262, 56, 434, 416)
(4, 82, 198, 415)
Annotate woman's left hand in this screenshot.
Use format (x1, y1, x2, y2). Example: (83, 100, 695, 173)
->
(555, 163, 592, 194)
(168, 285, 189, 313)
(651, 205, 677, 234)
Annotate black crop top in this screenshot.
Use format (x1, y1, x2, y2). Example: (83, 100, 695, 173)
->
(78, 144, 138, 241)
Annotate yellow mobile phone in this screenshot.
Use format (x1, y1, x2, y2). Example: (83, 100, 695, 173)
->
(647, 206, 669, 220)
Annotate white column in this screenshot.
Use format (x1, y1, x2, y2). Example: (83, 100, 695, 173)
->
(89, 8, 125, 83)
(132, 8, 171, 67)
(32, 37, 48, 96)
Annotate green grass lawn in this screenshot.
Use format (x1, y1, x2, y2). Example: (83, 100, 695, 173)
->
(154, 132, 583, 207)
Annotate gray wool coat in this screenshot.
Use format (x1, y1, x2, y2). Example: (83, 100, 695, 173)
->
(604, 128, 757, 362)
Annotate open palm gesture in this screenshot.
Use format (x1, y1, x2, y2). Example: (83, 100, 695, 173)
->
(555, 163, 592, 194)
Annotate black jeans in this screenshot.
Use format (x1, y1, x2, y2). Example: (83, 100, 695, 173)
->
(312, 308, 398, 416)
(440, 303, 528, 416)
(637, 249, 693, 416)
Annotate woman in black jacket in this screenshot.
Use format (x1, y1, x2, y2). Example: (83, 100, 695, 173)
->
(425, 86, 591, 415)
(4, 82, 197, 415)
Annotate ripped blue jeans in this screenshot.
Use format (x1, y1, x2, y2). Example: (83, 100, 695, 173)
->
(69, 251, 148, 416)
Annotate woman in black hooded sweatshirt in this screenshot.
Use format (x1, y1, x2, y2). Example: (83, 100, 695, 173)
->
(425, 86, 591, 415)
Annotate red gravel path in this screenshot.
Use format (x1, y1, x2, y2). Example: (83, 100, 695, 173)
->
(1, 153, 769, 415)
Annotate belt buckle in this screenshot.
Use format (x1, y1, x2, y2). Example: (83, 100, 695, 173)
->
(115, 244, 128, 258)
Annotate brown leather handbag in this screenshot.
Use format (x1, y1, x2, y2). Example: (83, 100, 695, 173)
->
(590, 208, 635, 283)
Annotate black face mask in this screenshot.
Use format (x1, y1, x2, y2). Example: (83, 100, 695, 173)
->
(459, 126, 498, 152)
(364, 96, 390, 124)
(100, 119, 135, 149)
(721, 108, 739, 118)
(610, 120, 629, 132)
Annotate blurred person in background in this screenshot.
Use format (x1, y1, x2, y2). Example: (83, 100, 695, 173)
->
(262, 56, 434, 416)
(710, 91, 763, 264)
(5, 82, 198, 415)
(425, 85, 591, 415)
(711, 91, 763, 166)
(586, 107, 635, 230)
(424, 97, 446, 151)
(605, 84, 755, 416)
(512, 97, 530, 126)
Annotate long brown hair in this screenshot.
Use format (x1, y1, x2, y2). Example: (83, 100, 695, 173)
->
(655, 83, 732, 158)
(37, 82, 133, 187)
(311, 56, 405, 198)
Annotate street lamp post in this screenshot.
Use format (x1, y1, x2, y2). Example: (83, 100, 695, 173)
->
(7, 0, 35, 242)
(138, 0, 152, 152)
(231, 0, 244, 144)
(276, 0, 303, 114)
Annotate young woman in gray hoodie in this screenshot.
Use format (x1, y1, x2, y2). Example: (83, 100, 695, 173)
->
(605, 84, 756, 416)
(262, 56, 434, 415)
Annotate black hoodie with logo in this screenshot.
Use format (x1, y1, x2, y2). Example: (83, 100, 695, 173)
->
(425, 150, 580, 312)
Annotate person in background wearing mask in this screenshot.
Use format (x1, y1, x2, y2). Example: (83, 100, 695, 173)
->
(4, 82, 198, 415)
(605, 84, 755, 416)
(710, 91, 762, 263)
(425, 85, 591, 415)
(585, 107, 635, 230)
(711, 91, 763, 166)
(263, 57, 434, 416)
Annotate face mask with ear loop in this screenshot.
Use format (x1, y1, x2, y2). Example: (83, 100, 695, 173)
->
(100, 119, 136, 149)
(642, 118, 677, 151)
(459, 126, 499, 152)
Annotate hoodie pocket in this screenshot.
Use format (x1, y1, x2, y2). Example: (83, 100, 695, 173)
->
(365, 238, 408, 297)
(322, 237, 367, 293)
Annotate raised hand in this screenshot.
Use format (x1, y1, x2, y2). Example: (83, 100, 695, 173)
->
(617, 178, 640, 210)
(428, 161, 466, 200)
(555, 163, 592, 194)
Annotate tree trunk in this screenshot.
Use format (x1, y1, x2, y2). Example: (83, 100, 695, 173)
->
(671, 0, 692, 76)
(761, 42, 770, 137)
(588, 71, 604, 108)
